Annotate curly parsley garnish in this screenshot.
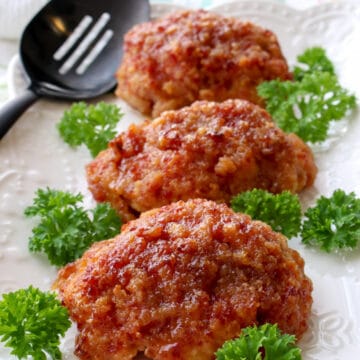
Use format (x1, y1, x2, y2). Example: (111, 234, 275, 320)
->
(293, 47, 335, 80)
(231, 188, 360, 253)
(215, 323, 301, 360)
(231, 189, 301, 238)
(57, 101, 123, 157)
(301, 189, 360, 252)
(0, 286, 71, 360)
(257, 47, 356, 143)
(24, 188, 121, 266)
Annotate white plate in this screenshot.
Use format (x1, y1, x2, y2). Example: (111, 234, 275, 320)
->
(1, 1, 360, 359)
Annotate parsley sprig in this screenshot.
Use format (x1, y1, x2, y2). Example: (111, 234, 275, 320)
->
(231, 188, 360, 252)
(231, 189, 301, 238)
(258, 47, 356, 143)
(0, 286, 71, 360)
(293, 47, 335, 80)
(301, 189, 360, 252)
(24, 188, 122, 266)
(57, 101, 122, 157)
(215, 324, 301, 360)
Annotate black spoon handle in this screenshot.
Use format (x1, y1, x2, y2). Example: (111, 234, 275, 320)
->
(0, 89, 39, 140)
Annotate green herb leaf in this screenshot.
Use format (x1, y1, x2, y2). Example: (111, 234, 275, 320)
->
(24, 188, 82, 217)
(25, 188, 122, 266)
(215, 323, 302, 360)
(293, 47, 335, 80)
(57, 101, 122, 157)
(231, 189, 301, 238)
(301, 189, 360, 252)
(91, 203, 123, 242)
(257, 47, 356, 143)
(0, 286, 71, 360)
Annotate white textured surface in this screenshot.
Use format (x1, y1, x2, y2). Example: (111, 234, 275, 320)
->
(0, 0, 47, 40)
(1, 1, 360, 359)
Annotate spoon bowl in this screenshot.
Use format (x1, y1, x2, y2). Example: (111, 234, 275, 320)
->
(0, 0, 150, 139)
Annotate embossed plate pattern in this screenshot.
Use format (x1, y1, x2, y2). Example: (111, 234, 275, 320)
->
(1, 1, 360, 359)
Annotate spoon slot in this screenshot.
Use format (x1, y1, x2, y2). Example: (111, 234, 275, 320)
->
(76, 29, 114, 75)
(53, 15, 93, 61)
(58, 12, 112, 75)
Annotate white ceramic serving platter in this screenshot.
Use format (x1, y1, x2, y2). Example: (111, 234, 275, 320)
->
(1, 1, 360, 359)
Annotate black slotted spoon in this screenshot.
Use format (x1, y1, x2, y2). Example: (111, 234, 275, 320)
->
(0, 0, 150, 139)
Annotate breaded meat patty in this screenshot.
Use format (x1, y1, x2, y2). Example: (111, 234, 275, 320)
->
(115, 9, 292, 117)
(54, 199, 313, 360)
(86, 99, 317, 222)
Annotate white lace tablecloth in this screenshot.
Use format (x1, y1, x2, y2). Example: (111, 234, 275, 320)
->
(0, 0, 349, 106)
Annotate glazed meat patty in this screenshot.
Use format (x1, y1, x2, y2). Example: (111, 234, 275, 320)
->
(86, 99, 317, 222)
(54, 199, 313, 360)
(115, 9, 292, 117)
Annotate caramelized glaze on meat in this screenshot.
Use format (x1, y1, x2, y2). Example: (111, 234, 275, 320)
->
(54, 199, 313, 360)
(115, 9, 292, 117)
(86, 99, 317, 222)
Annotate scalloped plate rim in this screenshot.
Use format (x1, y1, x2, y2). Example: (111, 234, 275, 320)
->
(2, 1, 360, 360)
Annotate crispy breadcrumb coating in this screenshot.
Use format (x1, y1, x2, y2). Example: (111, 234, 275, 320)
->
(54, 199, 313, 360)
(115, 9, 292, 117)
(86, 99, 317, 222)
